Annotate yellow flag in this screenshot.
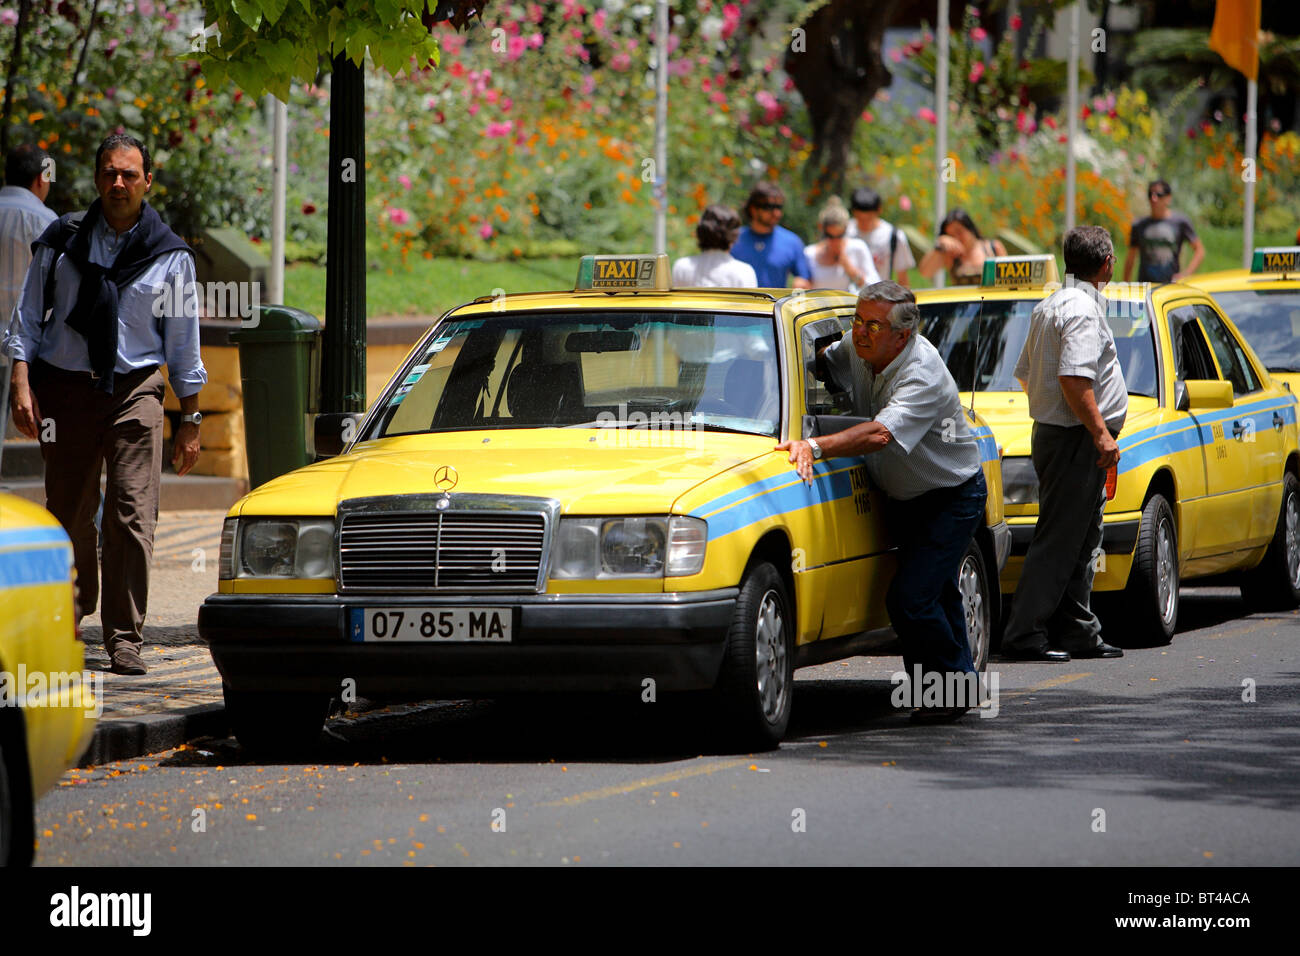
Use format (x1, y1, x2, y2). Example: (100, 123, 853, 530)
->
(1209, 0, 1261, 81)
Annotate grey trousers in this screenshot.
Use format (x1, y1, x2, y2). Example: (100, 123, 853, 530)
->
(1003, 422, 1109, 654)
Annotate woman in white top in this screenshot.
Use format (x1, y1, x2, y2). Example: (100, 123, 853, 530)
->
(804, 197, 879, 293)
(672, 204, 758, 287)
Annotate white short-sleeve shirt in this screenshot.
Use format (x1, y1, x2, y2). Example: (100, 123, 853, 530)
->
(671, 251, 757, 288)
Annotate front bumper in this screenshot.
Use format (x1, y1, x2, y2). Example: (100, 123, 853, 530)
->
(199, 589, 738, 696)
(1007, 517, 1141, 557)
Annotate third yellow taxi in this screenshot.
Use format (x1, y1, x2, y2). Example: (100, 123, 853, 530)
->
(1188, 246, 1300, 394)
(916, 254, 1300, 643)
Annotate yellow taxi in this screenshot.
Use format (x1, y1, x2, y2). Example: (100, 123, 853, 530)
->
(1189, 247, 1300, 394)
(916, 255, 1300, 643)
(0, 493, 98, 866)
(199, 255, 1009, 753)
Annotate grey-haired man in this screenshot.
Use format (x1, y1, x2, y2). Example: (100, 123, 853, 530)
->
(777, 281, 987, 722)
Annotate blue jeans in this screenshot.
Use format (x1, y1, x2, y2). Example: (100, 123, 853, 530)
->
(884, 470, 987, 679)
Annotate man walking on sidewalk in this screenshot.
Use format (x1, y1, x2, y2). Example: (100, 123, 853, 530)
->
(3, 134, 206, 675)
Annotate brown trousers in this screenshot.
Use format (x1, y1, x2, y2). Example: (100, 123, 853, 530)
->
(31, 359, 164, 654)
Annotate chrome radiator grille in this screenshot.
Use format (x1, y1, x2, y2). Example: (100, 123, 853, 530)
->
(339, 508, 549, 592)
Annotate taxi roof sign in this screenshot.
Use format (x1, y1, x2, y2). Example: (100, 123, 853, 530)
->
(1250, 247, 1300, 275)
(980, 254, 1059, 289)
(576, 254, 670, 291)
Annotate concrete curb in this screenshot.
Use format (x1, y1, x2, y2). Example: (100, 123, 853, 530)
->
(78, 703, 229, 767)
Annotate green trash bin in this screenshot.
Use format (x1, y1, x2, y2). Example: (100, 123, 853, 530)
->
(230, 306, 321, 489)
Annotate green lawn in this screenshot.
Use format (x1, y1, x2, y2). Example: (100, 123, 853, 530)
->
(1197, 226, 1297, 274)
(283, 252, 576, 320)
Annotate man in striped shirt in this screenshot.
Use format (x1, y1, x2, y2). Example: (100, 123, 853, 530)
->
(778, 281, 987, 722)
(1001, 225, 1127, 662)
(1, 143, 57, 333)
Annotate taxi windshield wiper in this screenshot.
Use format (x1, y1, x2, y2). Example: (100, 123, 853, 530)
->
(1268, 365, 1300, 373)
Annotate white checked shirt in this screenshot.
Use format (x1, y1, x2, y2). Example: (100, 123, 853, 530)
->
(0, 185, 57, 333)
(1014, 286, 1128, 432)
(822, 330, 982, 500)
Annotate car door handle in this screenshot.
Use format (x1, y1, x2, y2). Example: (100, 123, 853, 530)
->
(1274, 411, 1285, 431)
(1232, 420, 1249, 440)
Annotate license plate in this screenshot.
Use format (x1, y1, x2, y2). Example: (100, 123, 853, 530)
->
(351, 607, 512, 643)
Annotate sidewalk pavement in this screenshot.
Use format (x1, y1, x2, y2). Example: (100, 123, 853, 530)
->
(77, 510, 231, 766)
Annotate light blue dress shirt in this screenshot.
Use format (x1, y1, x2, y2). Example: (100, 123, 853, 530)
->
(2, 213, 206, 398)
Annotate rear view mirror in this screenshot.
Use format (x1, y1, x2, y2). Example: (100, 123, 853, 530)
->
(1177, 379, 1234, 412)
(313, 412, 365, 458)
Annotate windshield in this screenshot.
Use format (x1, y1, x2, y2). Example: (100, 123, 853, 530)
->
(918, 296, 1159, 397)
(1210, 290, 1300, 372)
(370, 310, 781, 438)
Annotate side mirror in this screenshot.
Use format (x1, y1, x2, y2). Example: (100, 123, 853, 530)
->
(313, 413, 364, 459)
(1179, 379, 1234, 412)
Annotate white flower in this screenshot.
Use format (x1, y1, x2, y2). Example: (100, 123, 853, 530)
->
(630, 3, 653, 19)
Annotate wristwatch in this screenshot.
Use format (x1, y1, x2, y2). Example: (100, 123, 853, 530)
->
(806, 437, 823, 460)
(181, 412, 203, 426)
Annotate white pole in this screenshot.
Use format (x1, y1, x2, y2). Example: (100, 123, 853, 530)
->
(935, 0, 949, 286)
(269, 94, 287, 305)
(1243, 78, 1257, 268)
(654, 0, 669, 257)
(1065, 2, 1079, 232)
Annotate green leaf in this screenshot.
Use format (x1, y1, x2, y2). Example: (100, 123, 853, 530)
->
(230, 0, 264, 31)
(261, 0, 289, 26)
(375, 0, 400, 25)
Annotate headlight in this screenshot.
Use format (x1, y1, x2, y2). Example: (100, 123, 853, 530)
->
(223, 518, 337, 579)
(1002, 457, 1039, 506)
(550, 516, 707, 579)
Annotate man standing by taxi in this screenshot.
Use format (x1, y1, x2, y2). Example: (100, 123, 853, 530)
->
(1001, 226, 1127, 662)
(731, 182, 812, 290)
(778, 281, 986, 722)
(4, 134, 206, 675)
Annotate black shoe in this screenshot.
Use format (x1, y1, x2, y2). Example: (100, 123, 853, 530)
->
(1073, 642, 1123, 659)
(910, 706, 971, 724)
(999, 645, 1071, 662)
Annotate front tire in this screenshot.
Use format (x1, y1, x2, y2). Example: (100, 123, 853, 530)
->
(1121, 493, 1179, 645)
(712, 562, 794, 751)
(0, 730, 35, 867)
(958, 540, 993, 673)
(223, 684, 332, 759)
(1241, 472, 1300, 611)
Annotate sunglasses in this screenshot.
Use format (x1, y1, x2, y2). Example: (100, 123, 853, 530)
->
(852, 317, 893, 335)
(754, 202, 784, 211)
(1149, 190, 1170, 199)
(823, 230, 846, 239)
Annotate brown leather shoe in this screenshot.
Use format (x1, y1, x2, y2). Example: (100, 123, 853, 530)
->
(110, 644, 147, 676)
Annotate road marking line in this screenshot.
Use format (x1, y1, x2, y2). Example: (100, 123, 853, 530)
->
(998, 671, 1093, 699)
(542, 758, 751, 807)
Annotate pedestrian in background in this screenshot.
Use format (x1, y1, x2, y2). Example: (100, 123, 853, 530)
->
(1001, 225, 1127, 663)
(731, 181, 812, 289)
(846, 187, 916, 287)
(917, 209, 1006, 286)
(804, 197, 878, 293)
(1123, 179, 1205, 283)
(672, 204, 757, 288)
(3, 134, 206, 675)
(1, 142, 57, 329)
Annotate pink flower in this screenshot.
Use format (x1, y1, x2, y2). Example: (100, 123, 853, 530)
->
(970, 27, 987, 42)
(1043, 115, 1057, 130)
(721, 3, 741, 39)
(581, 75, 595, 96)
(0, 7, 17, 25)
(389, 208, 411, 226)
(484, 120, 514, 138)
(1015, 110, 1036, 134)
(528, 33, 543, 49)
(610, 52, 631, 71)
(500, 95, 513, 112)
(918, 106, 937, 125)
(479, 222, 494, 240)
(1010, 14, 1023, 30)
(898, 195, 912, 212)
(467, 101, 479, 116)
(968, 61, 984, 84)
(861, 109, 874, 123)
(778, 125, 792, 138)
(889, 48, 902, 63)
(592, 10, 606, 32)
(508, 36, 526, 60)
(398, 174, 411, 189)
